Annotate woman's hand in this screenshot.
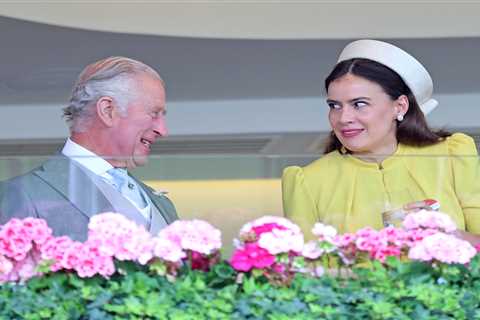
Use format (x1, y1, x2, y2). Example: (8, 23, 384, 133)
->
(453, 230, 480, 247)
(403, 200, 480, 246)
(403, 199, 440, 213)
(382, 199, 439, 227)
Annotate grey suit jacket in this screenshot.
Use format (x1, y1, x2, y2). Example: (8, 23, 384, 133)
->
(0, 154, 178, 241)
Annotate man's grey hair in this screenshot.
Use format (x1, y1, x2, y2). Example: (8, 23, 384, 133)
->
(63, 56, 164, 132)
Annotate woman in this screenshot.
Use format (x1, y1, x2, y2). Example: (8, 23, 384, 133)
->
(282, 39, 480, 243)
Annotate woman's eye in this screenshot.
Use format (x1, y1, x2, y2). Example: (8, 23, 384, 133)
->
(327, 102, 341, 110)
(354, 101, 368, 108)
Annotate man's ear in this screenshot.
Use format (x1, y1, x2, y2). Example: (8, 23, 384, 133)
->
(96, 96, 115, 127)
(395, 95, 409, 117)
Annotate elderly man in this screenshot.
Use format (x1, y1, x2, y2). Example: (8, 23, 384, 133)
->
(0, 57, 178, 240)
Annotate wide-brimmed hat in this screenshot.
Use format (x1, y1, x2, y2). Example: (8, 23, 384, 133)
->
(337, 39, 437, 115)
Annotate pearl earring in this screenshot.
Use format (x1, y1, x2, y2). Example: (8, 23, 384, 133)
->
(396, 114, 404, 122)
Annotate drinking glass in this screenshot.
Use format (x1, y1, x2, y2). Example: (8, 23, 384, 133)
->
(381, 189, 414, 227)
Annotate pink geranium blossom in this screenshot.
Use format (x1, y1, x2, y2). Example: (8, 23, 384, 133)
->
(231, 216, 304, 281)
(0, 218, 52, 261)
(237, 216, 304, 255)
(158, 219, 222, 256)
(151, 237, 186, 263)
(230, 243, 275, 272)
(403, 210, 457, 233)
(0, 251, 40, 283)
(65, 241, 115, 278)
(156, 219, 222, 271)
(0, 217, 53, 282)
(239, 216, 300, 236)
(408, 233, 476, 264)
(302, 241, 324, 260)
(0, 213, 224, 282)
(40, 236, 77, 271)
(258, 228, 304, 255)
(87, 212, 155, 264)
(312, 223, 337, 242)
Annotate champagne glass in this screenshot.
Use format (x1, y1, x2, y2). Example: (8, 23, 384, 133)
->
(381, 189, 414, 227)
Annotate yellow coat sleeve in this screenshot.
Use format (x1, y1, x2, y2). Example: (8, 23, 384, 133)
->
(282, 166, 318, 240)
(448, 133, 480, 233)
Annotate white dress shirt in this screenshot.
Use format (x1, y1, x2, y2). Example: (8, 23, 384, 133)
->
(61, 139, 151, 218)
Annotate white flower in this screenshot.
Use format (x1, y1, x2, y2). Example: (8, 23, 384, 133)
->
(312, 223, 337, 241)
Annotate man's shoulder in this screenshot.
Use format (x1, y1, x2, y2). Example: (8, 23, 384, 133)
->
(1, 166, 42, 186)
(1, 155, 72, 188)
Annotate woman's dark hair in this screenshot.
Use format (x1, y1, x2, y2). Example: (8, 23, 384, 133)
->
(323, 58, 450, 154)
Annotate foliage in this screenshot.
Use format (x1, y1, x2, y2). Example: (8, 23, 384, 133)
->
(2, 257, 480, 319)
(1, 210, 480, 319)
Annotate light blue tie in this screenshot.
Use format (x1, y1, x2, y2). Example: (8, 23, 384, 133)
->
(107, 168, 147, 209)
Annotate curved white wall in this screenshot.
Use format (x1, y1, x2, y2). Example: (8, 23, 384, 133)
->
(1, 2, 479, 39)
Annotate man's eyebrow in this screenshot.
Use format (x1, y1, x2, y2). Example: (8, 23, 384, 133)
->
(152, 104, 167, 115)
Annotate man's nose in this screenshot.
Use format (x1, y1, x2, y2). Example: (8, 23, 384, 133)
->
(153, 117, 168, 137)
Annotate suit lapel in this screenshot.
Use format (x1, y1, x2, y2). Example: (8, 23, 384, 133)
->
(34, 154, 114, 219)
(93, 177, 150, 228)
(134, 177, 177, 226)
(33, 154, 176, 233)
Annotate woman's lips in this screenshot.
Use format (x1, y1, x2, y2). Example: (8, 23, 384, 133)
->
(340, 128, 364, 138)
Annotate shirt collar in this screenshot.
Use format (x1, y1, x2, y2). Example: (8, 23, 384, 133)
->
(61, 138, 114, 176)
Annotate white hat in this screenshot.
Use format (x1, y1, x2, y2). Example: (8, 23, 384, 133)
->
(337, 39, 438, 115)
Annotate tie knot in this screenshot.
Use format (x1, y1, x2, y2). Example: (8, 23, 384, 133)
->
(106, 167, 147, 210)
(107, 167, 129, 188)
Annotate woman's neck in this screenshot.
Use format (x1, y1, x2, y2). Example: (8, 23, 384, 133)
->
(351, 141, 399, 164)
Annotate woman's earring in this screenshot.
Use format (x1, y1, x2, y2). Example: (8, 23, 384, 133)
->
(396, 114, 404, 122)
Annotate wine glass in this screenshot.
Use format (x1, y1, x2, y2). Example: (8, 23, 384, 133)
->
(381, 189, 414, 227)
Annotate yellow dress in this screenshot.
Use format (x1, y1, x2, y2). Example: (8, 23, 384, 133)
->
(282, 133, 480, 239)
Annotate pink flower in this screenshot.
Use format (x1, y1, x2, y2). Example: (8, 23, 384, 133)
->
(312, 223, 337, 242)
(0, 219, 33, 261)
(403, 210, 457, 233)
(152, 238, 186, 263)
(0, 251, 42, 283)
(403, 228, 437, 247)
(251, 223, 287, 236)
(0, 255, 13, 275)
(238, 216, 303, 256)
(239, 216, 300, 236)
(189, 251, 213, 271)
(302, 241, 324, 259)
(408, 233, 476, 264)
(60, 241, 85, 270)
(355, 228, 385, 252)
(0, 217, 54, 282)
(408, 243, 432, 262)
(257, 228, 304, 255)
(21, 218, 52, 245)
(230, 243, 276, 272)
(40, 236, 76, 271)
(333, 233, 356, 247)
(378, 227, 410, 247)
(271, 263, 286, 273)
(41, 236, 116, 278)
(157, 219, 222, 256)
(88, 212, 155, 264)
(71, 243, 115, 278)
